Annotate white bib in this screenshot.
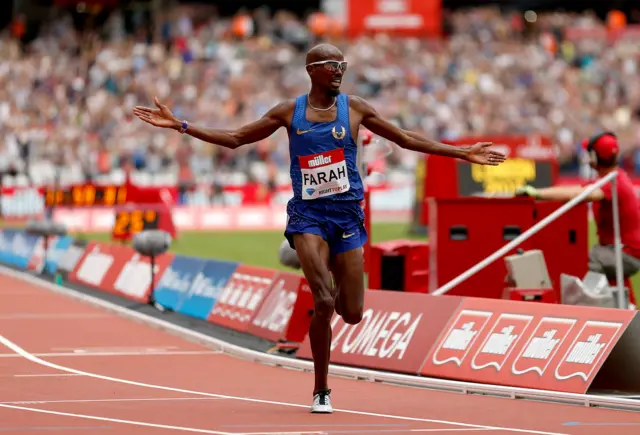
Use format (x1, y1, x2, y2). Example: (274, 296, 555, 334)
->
(299, 148, 350, 200)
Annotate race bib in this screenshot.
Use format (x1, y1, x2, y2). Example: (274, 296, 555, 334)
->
(299, 148, 350, 200)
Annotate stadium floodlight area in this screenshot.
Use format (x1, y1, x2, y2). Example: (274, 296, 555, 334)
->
(432, 170, 628, 309)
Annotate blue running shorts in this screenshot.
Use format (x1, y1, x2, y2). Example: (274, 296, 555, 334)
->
(284, 199, 368, 255)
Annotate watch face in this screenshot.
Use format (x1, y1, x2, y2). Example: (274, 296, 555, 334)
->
(457, 159, 553, 197)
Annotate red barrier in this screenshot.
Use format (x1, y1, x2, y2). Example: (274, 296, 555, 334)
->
(368, 240, 429, 293)
(428, 198, 589, 300)
(297, 291, 463, 374)
(420, 297, 637, 394)
(428, 198, 533, 299)
(207, 265, 279, 332)
(248, 272, 313, 343)
(68, 242, 175, 303)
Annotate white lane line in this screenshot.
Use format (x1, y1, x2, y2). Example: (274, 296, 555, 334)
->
(0, 334, 568, 435)
(0, 397, 226, 405)
(230, 430, 493, 435)
(13, 374, 83, 378)
(0, 350, 222, 358)
(0, 313, 111, 319)
(0, 403, 234, 435)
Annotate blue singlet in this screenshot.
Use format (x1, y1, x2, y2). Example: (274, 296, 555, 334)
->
(284, 93, 368, 255)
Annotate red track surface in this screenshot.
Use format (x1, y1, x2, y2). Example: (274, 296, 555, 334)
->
(1, 273, 640, 435)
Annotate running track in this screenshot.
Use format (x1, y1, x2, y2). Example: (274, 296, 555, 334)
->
(1, 271, 640, 435)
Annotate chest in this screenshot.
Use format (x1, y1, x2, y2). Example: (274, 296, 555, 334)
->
(292, 107, 355, 151)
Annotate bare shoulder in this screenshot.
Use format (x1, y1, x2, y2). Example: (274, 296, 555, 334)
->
(347, 95, 378, 116)
(267, 99, 297, 119)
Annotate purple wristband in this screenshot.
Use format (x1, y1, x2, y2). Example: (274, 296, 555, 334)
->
(179, 120, 188, 134)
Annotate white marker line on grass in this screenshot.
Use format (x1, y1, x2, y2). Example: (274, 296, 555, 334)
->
(0, 334, 568, 435)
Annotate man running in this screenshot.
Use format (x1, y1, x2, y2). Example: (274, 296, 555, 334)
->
(133, 43, 506, 414)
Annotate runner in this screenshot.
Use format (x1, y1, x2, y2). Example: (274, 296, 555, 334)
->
(133, 43, 506, 413)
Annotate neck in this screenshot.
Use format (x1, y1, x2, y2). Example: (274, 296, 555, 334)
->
(308, 87, 336, 109)
(598, 166, 618, 177)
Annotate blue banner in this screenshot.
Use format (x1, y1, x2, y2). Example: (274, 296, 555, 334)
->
(0, 230, 14, 265)
(153, 255, 207, 312)
(0, 229, 39, 269)
(174, 258, 239, 320)
(45, 236, 75, 274)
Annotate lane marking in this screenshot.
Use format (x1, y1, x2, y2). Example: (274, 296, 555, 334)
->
(0, 334, 568, 435)
(13, 374, 83, 378)
(220, 423, 409, 428)
(0, 426, 111, 432)
(563, 422, 640, 426)
(0, 350, 222, 358)
(0, 404, 234, 435)
(0, 397, 226, 405)
(52, 346, 180, 352)
(2, 265, 635, 416)
(232, 430, 492, 435)
(0, 313, 111, 320)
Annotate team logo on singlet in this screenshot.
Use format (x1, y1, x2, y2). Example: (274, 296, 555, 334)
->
(299, 148, 350, 200)
(332, 126, 346, 140)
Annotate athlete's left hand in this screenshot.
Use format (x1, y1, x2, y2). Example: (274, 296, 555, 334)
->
(465, 142, 507, 166)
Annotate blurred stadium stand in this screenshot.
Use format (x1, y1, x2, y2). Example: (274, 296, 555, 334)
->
(0, 0, 639, 210)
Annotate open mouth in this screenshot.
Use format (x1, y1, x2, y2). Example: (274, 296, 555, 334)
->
(331, 79, 342, 86)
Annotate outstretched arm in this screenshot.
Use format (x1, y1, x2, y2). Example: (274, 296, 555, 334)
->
(517, 185, 605, 202)
(351, 96, 506, 165)
(133, 97, 291, 150)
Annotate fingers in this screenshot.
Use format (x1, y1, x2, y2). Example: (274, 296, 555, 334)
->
(132, 107, 155, 118)
(154, 96, 169, 112)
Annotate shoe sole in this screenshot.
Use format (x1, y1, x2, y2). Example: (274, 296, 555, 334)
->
(310, 409, 333, 414)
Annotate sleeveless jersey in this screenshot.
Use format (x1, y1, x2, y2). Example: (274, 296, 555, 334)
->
(288, 93, 364, 202)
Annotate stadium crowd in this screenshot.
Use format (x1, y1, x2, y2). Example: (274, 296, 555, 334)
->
(0, 5, 639, 192)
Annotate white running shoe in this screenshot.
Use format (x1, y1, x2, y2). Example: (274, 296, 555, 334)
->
(310, 390, 333, 413)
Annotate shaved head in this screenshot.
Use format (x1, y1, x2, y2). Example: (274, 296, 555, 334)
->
(306, 44, 344, 64)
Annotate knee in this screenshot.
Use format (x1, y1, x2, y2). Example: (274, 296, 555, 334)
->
(342, 309, 363, 325)
(314, 295, 335, 319)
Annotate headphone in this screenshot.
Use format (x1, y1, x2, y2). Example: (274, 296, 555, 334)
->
(586, 131, 617, 167)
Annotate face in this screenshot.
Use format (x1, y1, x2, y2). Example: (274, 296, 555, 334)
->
(307, 57, 347, 97)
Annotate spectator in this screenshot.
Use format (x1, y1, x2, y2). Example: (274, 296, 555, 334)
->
(0, 5, 638, 197)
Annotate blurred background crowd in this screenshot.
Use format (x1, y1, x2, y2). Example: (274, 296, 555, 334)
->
(0, 1, 640, 195)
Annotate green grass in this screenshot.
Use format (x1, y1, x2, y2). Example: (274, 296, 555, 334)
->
(9, 217, 639, 304)
(77, 222, 423, 272)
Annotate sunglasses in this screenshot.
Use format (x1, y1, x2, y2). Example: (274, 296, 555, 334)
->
(306, 60, 348, 73)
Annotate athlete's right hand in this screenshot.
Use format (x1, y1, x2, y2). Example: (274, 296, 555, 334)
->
(132, 97, 181, 130)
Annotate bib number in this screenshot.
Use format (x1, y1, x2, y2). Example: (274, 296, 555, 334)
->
(299, 148, 350, 200)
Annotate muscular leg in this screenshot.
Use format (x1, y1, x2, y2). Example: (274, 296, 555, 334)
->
(292, 233, 334, 395)
(330, 246, 365, 325)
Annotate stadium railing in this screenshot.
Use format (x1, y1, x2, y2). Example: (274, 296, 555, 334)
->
(431, 170, 628, 308)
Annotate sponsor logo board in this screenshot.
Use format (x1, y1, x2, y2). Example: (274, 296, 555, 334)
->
(153, 255, 207, 311)
(171, 259, 239, 320)
(297, 291, 463, 373)
(27, 235, 74, 275)
(68, 242, 174, 303)
(56, 239, 88, 274)
(208, 265, 278, 332)
(248, 272, 304, 342)
(420, 297, 636, 393)
(0, 229, 40, 269)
